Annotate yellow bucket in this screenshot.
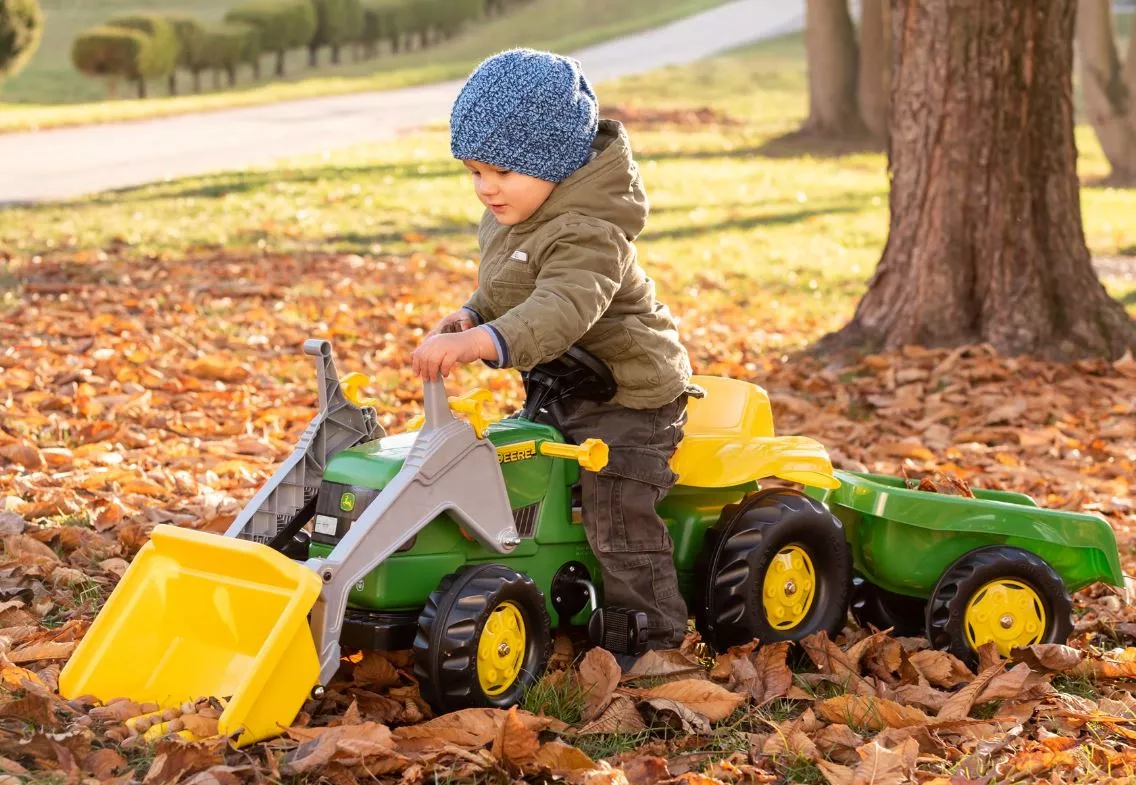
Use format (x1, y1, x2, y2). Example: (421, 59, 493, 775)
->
(59, 524, 322, 746)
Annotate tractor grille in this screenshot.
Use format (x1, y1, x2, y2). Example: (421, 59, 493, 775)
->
(513, 503, 540, 538)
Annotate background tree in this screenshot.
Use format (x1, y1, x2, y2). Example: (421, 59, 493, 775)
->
(856, 0, 889, 140)
(106, 13, 179, 98)
(1077, 0, 1136, 182)
(0, 0, 43, 83)
(821, 0, 1136, 360)
(801, 0, 861, 137)
(163, 14, 206, 95)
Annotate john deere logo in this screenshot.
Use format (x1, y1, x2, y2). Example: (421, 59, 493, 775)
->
(339, 492, 356, 512)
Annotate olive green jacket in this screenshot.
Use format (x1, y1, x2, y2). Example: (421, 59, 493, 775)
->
(465, 120, 693, 410)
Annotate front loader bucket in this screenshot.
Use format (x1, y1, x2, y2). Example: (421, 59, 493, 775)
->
(60, 524, 322, 746)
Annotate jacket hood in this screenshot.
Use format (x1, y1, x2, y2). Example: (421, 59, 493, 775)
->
(513, 119, 648, 240)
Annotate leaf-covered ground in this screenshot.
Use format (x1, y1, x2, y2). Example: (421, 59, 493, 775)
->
(2, 34, 1136, 785)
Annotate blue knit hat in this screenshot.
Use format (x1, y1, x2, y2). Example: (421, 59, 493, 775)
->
(450, 48, 599, 183)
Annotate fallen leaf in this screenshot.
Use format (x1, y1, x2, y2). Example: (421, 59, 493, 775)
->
(908, 649, 973, 688)
(814, 695, 929, 730)
(1011, 644, 1083, 673)
(625, 648, 702, 680)
(491, 706, 539, 770)
(938, 664, 1004, 721)
(638, 697, 710, 734)
(622, 756, 670, 785)
(637, 678, 745, 722)
(579, 647, 621, 721)
(577, 696, 647, 735)
(533, 741, 595, 774)
(813, 724, 864, 765)
(8, 640, 77, 664)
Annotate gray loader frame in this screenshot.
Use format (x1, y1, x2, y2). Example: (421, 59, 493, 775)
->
(226, 339, 519, 686)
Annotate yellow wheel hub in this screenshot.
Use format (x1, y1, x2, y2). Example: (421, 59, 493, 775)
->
(763, 545, 816, 630)
(477, 601, 526, 696)
(964, 579, 1046, 657)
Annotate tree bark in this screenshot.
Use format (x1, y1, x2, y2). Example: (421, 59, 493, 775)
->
(192, 70, 201, 93)
(167, 72, 177, 97)
(276, 50, 286, 76)
(802, 0, 864, 137)
(857, 0, 890, 140)
(136, 78, 146, 99)
(822, 0, 1136, 361)
(1077, 0, 1136, 181)
(309, 45, 318, 67)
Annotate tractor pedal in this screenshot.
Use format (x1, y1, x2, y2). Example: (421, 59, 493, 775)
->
(587, 606, 649, 656)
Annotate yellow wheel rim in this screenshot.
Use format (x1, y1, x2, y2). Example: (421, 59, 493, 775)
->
(763, 545, 816, 630)
(964, 579, 1046, 657)
(477, 601, 527, 696)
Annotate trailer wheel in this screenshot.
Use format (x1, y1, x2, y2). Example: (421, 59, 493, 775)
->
(926, 546, 1072, 665)
(694, 488, 852, 652)
(413, 564, 552, 714)
(851, 577, 927, 637)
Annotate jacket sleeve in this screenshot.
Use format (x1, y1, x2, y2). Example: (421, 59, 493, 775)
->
(486, 219, 625, 370)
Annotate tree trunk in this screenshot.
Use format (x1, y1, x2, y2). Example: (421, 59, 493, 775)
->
(857, 0, 890, 140)
(251, 57, 261, 80)
(331, 44, 341, 64)
(136, 78, 146, 99)
(192, 70, 201, 93)
(212, 69, 221, 90)
(276, 49, 286, 76)
(1077, 0, 1136, 181)
(802, 0, 863, 137)
(167, 71, 177, 97)
(309, 45, 318, 67)
(226, 66, 236, 87)
(822, 0, 1136, 361)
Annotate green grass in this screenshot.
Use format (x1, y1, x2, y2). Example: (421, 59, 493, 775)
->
(1, 32, 1133, 364)
(0, 0, 731, 131)
(1052, 673, 1101, 701)
(521, 671, 587, 725)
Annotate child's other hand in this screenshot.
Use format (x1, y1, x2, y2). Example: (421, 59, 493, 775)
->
(429, 309, 475, 337)
(412, 328, 494, 380)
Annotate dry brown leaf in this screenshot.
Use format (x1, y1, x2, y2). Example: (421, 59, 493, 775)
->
(622, 756, 671, 785)
(577, 696, 647, 736)
(974, 662, 1035, 704)
(533, 741, 595, 774)
(762, 728, 818, 760)
(624, 648, 702, 680)
(637, 678, 745, 722)
(392, 707, 555, 748)
(814, 695, 929, 731)
(752, 641, 793, 704)
(8, 640, 77, 663)
(639, 697, 711, 734)
(579, 646, 621, 721)
(491, 705, 540, 770)
(801, 632, 869, 693)
(1011, 644, 1083, 672)
(908, 649, 973, 688)
(352, 652, 401, 688)
(938, 663, 1004, 721)
(813, 724, 864, 766)
(891, 682, 950, 713)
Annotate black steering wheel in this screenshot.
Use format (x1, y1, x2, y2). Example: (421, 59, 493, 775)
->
(519, 345, 616, 420)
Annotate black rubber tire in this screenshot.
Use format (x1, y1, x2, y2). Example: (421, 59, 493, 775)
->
(694, 488, 852, 652)
(413, 563, 552, 714)
(925, 546, 1073, 667)
(850, 576, 927, 637)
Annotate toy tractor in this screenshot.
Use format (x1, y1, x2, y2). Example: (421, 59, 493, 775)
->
(58, 339, 1123, 747)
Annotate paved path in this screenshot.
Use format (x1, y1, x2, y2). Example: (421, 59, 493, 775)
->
(0, 0, 803, 204)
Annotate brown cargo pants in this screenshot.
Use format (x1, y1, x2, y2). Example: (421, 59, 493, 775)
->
(536, 394, 690, 648)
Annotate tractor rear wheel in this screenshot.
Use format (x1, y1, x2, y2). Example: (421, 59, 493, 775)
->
(694, 488, 852, 652)
(413, 564, 552, 714)
(926, 546, 1072, 666)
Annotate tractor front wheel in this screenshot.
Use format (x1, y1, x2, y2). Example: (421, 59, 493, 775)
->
(413, 564, 552, 714)
(926, 546, 1072, 666)
(694, 488, 852, 652)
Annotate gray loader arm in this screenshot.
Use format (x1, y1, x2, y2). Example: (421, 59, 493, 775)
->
(225, 339, 382, 543)
(306, 378, 518, 686)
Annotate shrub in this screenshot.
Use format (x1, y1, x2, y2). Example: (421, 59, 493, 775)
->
(226, 0, 315, 77)
(309, 0, 362, 66)
(361, 0, 414, 55)
(71, 25, 152, 98)
(106, 13, 180, 97)
(0, 0, 43, 83)
(200, 22, 258, 88)
(162, 13, 206, 94)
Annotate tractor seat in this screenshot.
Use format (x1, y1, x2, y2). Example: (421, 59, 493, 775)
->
(670, 376, 839, 490)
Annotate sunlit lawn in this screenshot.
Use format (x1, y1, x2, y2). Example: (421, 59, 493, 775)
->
(2, 32, 1134, 354)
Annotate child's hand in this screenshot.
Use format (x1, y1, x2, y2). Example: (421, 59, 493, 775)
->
(412, 327, 495, 380)
(429, 309, 476, 337)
